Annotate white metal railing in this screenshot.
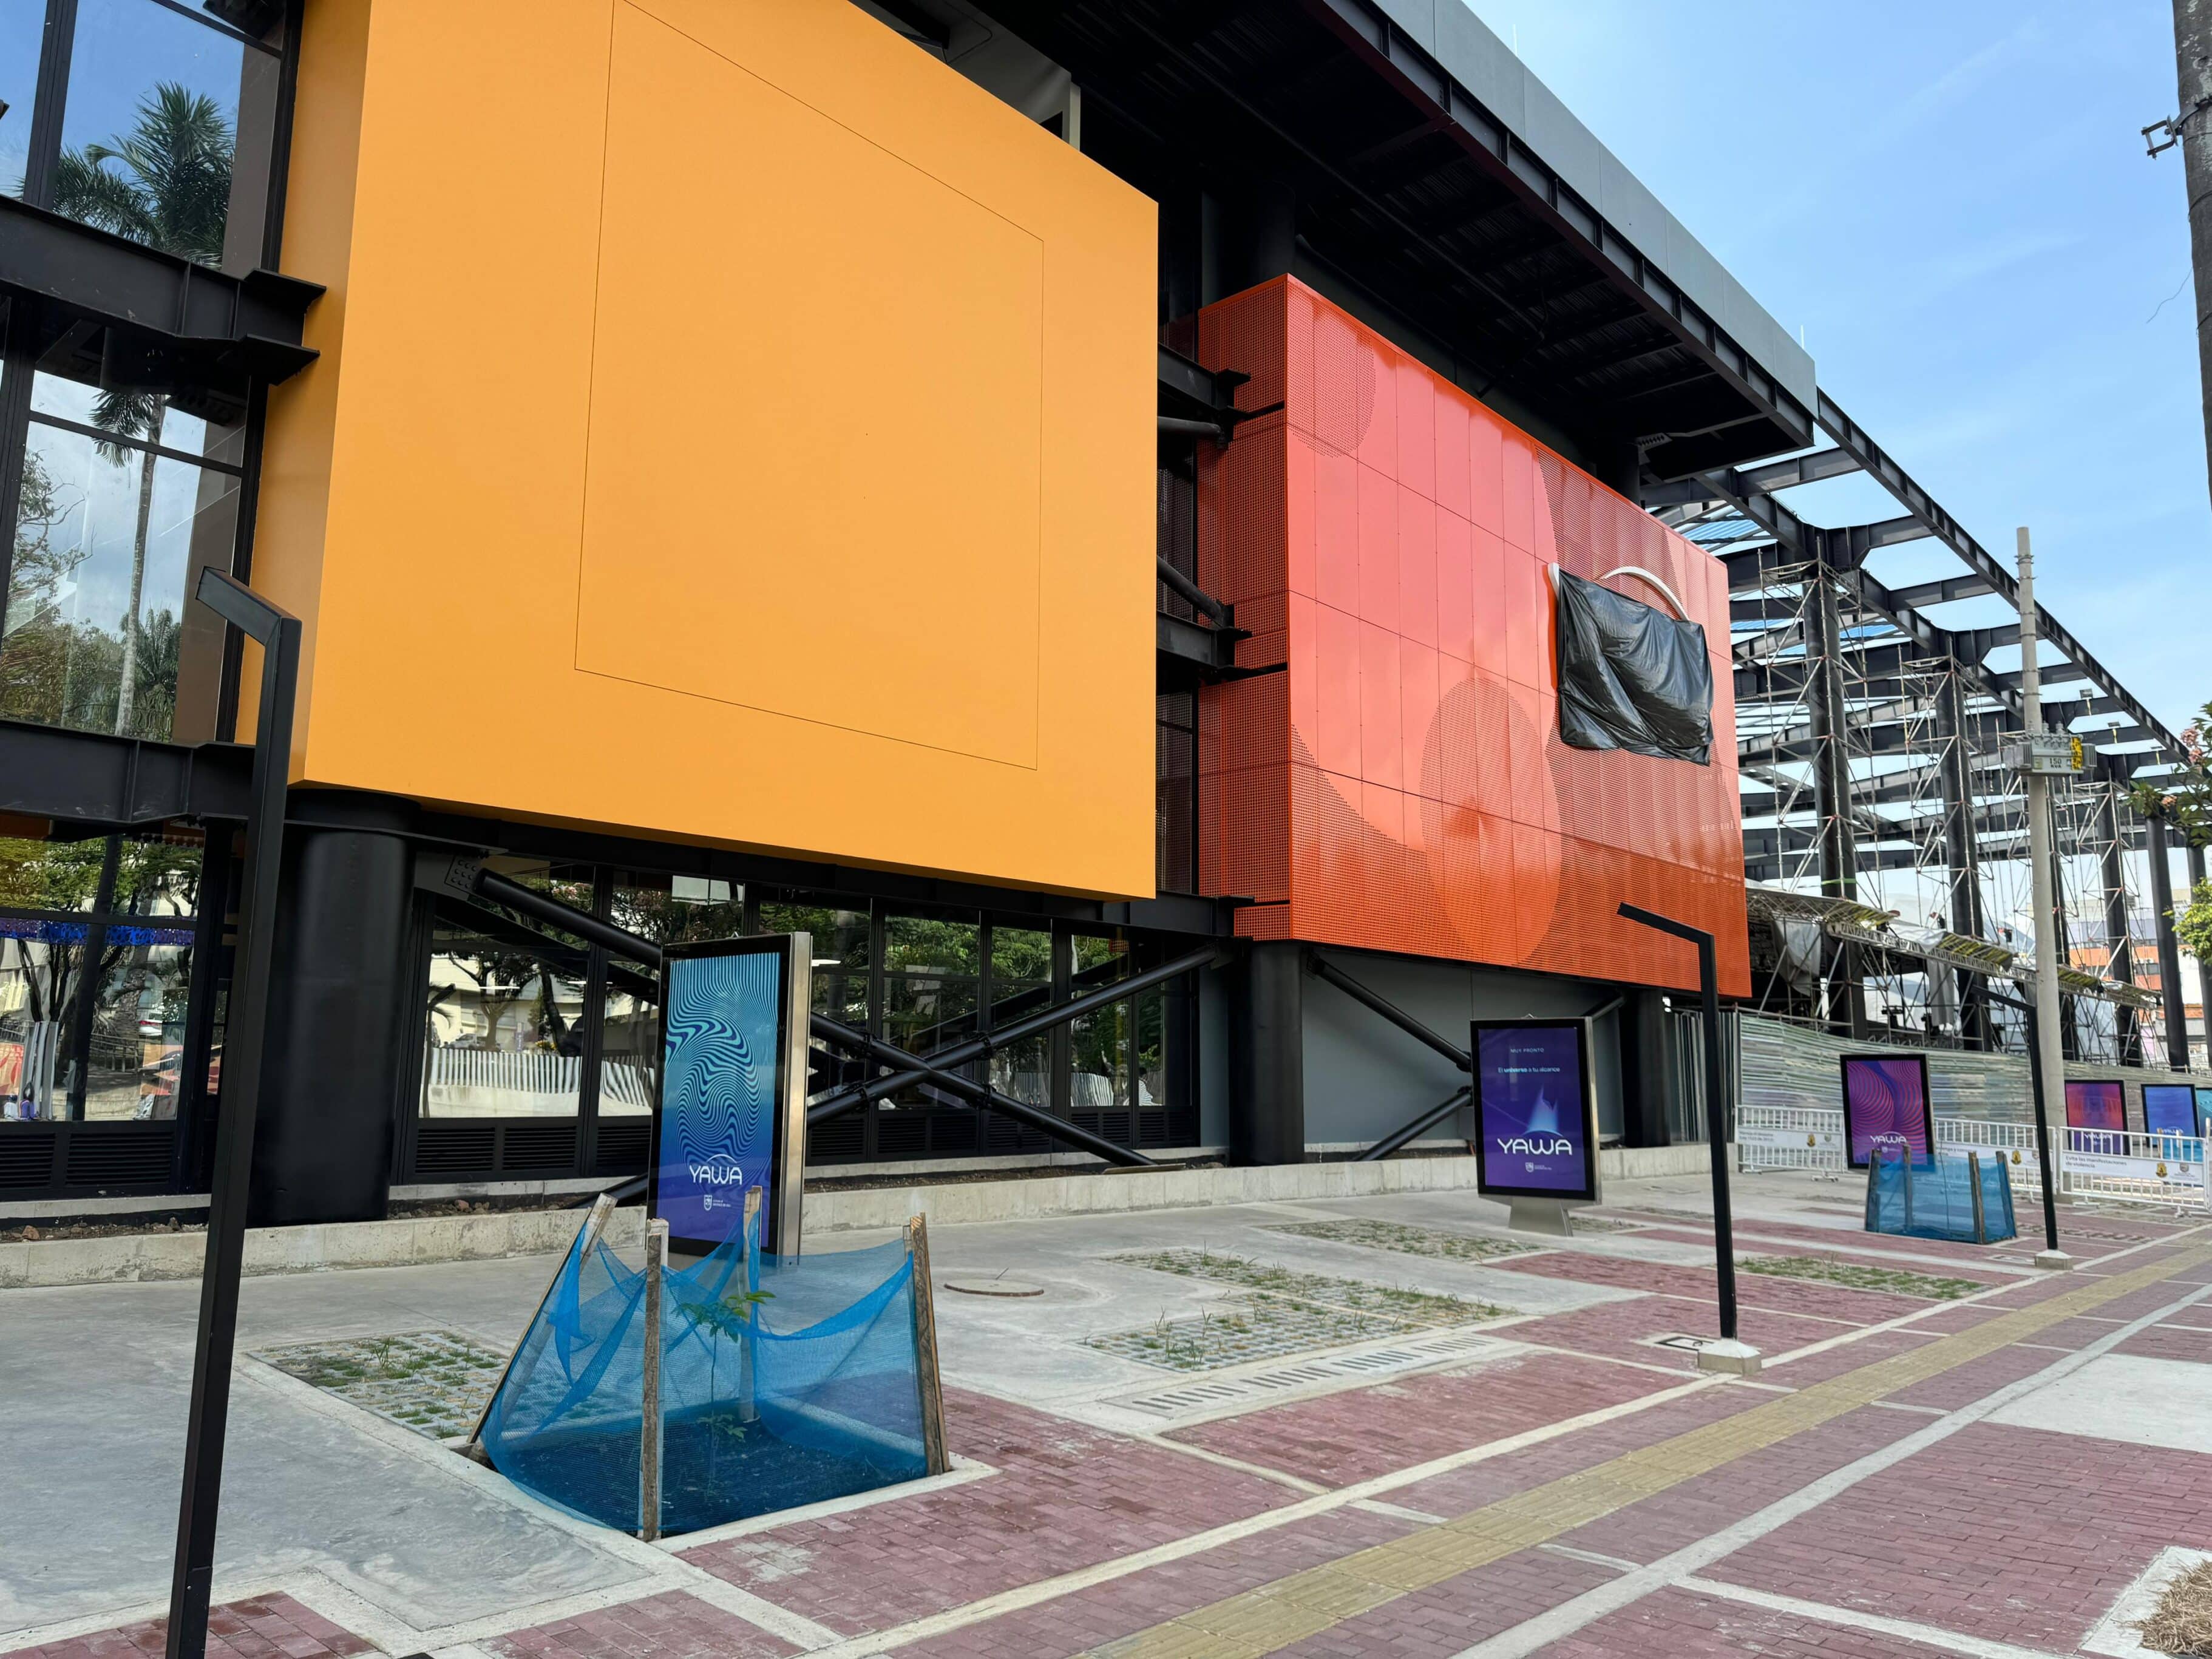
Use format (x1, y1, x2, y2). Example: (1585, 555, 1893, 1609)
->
(1737, 1103, 2210, 1210)
(422, 1047, 654, 1116)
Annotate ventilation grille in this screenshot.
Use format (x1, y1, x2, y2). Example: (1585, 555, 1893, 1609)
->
(500, 1123, 577, 1171)
(62, 1126, 175, 1189)
(1107, 1327, 1509, 1421)
(413, 1124, 496, 1175)
(594, 1120, 650, 1174)
(0, 1129, 58, 1189)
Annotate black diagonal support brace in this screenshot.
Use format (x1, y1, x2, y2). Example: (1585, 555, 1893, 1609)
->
(808, 1014, 1155, 1168)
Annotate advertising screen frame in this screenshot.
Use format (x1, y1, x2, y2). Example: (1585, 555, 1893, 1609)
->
(647, 932, 813, 1258)
(2064, 1079, 2126, 1133)
(2196, 1086, 2212, 1139)
(1838, 1053, 1934, 1169)
(1470, 1018, 1600, 1203)
(2143, 1084, 2197, 1137)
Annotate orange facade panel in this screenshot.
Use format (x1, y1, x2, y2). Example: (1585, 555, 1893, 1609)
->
(254, 0, 1157, 898)
(1195, 279, 1749, 996)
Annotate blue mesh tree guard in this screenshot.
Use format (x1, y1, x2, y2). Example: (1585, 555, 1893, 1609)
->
(478, 1204, 935, 1536)
(1864, 1147, 2017, 1244)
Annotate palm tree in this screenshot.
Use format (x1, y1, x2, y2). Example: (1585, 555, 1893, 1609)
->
(49, 84, 234, 737)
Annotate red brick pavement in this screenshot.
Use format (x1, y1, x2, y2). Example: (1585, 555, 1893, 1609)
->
(1493, 1250, 1939, 1324)
(2118, 1321, 2212, 1362)
(678, 1389, 1296, 1637)
(1759, 1328, 1939, 1383)
(1167, 1349, 1675, 1488)
(1493, 1292, 1846, 1370)
(1706, 1420, 2212, 1651)
(1538, 1584, 1949, 1658)
(11, 1596, 373, 1659)
(1265, 1547, 1621, 1659)
(892, 1507, 1417, 1657)
(485, 1591, 797, 1659)
(1632, 1223, 2026, 1280)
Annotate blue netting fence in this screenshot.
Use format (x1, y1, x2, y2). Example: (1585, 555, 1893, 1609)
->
(480, 1206, 932, 1536)
(1864, 1147, 2017, 1244)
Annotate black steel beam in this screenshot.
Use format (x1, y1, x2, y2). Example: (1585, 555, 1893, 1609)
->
(0, 194, 321, 388)
(0, 719, 252, 826)
(1814, 392, 2183, 759)
(1737, 447, 1861, 493)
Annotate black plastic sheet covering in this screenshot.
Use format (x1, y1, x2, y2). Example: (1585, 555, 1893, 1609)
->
(1553, 569, 1713, 765)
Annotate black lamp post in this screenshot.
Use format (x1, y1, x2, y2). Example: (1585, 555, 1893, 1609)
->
(166, 571, 300, 1659)
(1618, 903, 1738, 1344)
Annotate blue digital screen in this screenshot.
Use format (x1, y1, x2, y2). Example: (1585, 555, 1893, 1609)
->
(656, 946, 785, 1249)
(1472, 1022, 1595, 1201)
(2144, 1084, 2197, 1136)
(2197, 1087, 2212, 1138)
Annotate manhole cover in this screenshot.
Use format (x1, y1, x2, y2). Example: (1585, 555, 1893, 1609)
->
(943, 1275, 1045, 1298)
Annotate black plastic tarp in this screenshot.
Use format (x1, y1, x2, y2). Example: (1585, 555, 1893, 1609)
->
(1553, 569, 1713, 765)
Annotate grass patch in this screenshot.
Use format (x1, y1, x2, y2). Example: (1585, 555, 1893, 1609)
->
(1265, 1218, 1535, 1264)
(1085, 1295, 1416, 1373)
(2141, 1558, 2212, 1655)
(256, 1329, 511, 1440)
(1112, 1249, 1502, 1327)
(1739, 1255, 1982, 1301)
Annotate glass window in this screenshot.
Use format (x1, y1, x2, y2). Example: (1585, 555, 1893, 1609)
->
(0, 834, 110, 911)
(0, 927, 83, 1121)
(54, 0, 282, 270)
(0, 4, 42, 198)
(1, 398, 242, 741)
(82, 936, 191, 1119)
(420, 915, 586, 1119)
(987, 925, 1051, 1108)
(1068, 932, 1132, 1113)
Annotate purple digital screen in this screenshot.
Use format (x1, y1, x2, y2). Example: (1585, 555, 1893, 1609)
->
(2143, 1085, 2196, 1136)
(1473, 1023, 1594, 1200)
(2066, 1081, 2126, 1132)
(1840, 1054, 1932, 1167)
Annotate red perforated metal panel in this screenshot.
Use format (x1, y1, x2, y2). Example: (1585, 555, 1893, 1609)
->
(1195, 279, 1749, 996)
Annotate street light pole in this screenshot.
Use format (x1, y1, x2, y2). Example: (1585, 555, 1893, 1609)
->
(2015, 531, 2073, 1272)
(1618, 902, 1757, 1375)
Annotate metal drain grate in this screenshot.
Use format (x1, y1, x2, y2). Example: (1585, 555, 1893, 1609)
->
(1108, 1326, 1508, 1419)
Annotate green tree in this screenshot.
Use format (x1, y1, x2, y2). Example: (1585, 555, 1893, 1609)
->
(49, 84, 234, 739)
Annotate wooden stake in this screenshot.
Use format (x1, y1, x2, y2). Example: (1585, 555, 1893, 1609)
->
(905, 1213, 951, 1476)
(640, 1218, 668, 1541)
(739, 1186, 762, 1424)
(464, 1192, 616, 1459)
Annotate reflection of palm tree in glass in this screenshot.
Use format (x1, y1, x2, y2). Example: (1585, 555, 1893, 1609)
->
(50, 85, 232, 738)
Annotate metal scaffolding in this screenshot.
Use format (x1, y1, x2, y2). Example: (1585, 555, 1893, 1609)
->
(1651, 409, 2193, 1072)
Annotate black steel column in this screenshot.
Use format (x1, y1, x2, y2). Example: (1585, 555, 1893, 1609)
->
(1933, 663, 1991, 1047)
(1617, 988, 1674, 1147)
(248, 793, 417, 1224)
(1229, 940, 1304, 1165)
(2099, 779, 2143, 1065)
(1808, 572, 1865, 1036)
(2148, 813, 2191, 1068)
(170, 832, 236, 1192)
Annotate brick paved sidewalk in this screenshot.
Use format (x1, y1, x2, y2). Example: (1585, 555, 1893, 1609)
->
(16, 1193, 2208, 1659)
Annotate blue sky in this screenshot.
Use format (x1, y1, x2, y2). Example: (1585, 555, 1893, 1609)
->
(1465, 0, 2209, 739)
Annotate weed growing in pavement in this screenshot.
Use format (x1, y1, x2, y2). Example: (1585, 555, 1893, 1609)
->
(1263, 1218, 1536, 1263)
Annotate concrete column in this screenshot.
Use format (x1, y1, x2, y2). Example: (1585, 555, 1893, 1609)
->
(2148, 813, 2192, 1069)
(248, 793, 418, 1225)
(1228, 940, 1305, 1165)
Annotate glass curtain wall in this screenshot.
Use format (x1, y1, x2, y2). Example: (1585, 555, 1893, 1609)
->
(404, 866, 1203, 1180)
(0, 829, 212, 1124)
(0, 1, 292, 748)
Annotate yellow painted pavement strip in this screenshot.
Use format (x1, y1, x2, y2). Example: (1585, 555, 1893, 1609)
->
(1086, 1241, 2212, 1659)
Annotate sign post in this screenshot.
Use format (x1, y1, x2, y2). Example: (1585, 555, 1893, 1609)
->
(1618, 903, 1756, 1374)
